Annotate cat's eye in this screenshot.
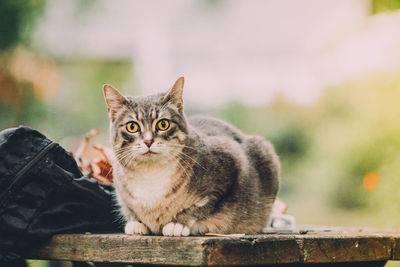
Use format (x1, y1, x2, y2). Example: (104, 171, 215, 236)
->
(126, 121, 140, 133)
(156, 119, 170, 131)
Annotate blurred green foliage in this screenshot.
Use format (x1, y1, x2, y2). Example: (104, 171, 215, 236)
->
(0, 0, 46, 51)
(372, 0, 400, 14)
(44, 59, 133, 140)
(298, 71, 400, 229)
(0, 59, 133, 141)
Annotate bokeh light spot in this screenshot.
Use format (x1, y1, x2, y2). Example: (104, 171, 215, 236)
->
(363, 171, 379, 192)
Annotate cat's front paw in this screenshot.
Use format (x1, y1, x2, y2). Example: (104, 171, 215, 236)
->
(125, 221, 150, 235)
(162, 222, 190, 236)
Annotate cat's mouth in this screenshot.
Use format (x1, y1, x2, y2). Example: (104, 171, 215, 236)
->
(142, 151, 159, 156)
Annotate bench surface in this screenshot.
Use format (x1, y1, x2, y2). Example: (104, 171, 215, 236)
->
(30, 227, 400, 266)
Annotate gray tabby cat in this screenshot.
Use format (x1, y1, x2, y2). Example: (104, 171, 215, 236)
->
(103, 77, 280, 236)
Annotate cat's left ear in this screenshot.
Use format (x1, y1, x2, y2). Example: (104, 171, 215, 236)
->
(103, 84, 128, 119)
(164, 77, 184, 111)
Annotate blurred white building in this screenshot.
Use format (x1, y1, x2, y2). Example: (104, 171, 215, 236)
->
(34, 0, 400, 107)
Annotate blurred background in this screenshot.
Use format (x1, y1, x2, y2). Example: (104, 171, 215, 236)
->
(2, 0, 400, 266)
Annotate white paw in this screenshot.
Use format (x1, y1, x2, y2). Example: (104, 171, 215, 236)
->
(162, 222, 190, 236)
(124, 221, 149, 235)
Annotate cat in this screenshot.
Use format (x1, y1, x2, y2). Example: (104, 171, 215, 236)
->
(103, 77, 280, 236)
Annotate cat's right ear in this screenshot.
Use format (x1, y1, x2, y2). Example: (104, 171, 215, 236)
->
(103, 84, 128, 119)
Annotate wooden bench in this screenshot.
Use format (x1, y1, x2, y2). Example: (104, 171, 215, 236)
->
(29, 227, 400, 266)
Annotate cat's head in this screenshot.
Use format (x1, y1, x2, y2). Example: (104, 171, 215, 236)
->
(103, 77, 188, 169)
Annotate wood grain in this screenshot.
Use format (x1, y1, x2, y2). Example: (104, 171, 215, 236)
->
(28, 227, 400, 266)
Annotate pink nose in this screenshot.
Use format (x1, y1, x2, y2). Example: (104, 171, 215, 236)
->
(144, 140, 153, 148)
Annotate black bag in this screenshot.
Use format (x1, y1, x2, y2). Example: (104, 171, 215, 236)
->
(0, 126, 121, 263)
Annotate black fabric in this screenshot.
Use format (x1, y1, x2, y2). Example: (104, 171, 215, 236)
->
(0, 126, 121, 263)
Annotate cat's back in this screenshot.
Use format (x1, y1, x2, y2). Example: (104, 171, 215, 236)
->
(188, 116, 245, 143)
(188, 115, 280, 195)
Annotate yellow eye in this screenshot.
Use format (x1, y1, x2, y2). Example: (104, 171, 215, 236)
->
(126, 121, 140, 133)
(157, 119, 170, 131)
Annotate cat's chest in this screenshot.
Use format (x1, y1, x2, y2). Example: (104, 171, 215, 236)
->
(122, 165, 176, 206)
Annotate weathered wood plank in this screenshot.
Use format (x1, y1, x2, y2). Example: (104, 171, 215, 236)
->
(299, 235, 392, 263)
(203, 236, 302, 265)
(203, 234, 395, 265)
(29, 228, 400, 266)
(31, 234, 206, 265)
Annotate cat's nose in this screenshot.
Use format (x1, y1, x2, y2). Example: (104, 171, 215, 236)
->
(144, 140, 153, 148)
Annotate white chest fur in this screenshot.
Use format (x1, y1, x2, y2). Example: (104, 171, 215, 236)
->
(122, 163, 177, 207)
